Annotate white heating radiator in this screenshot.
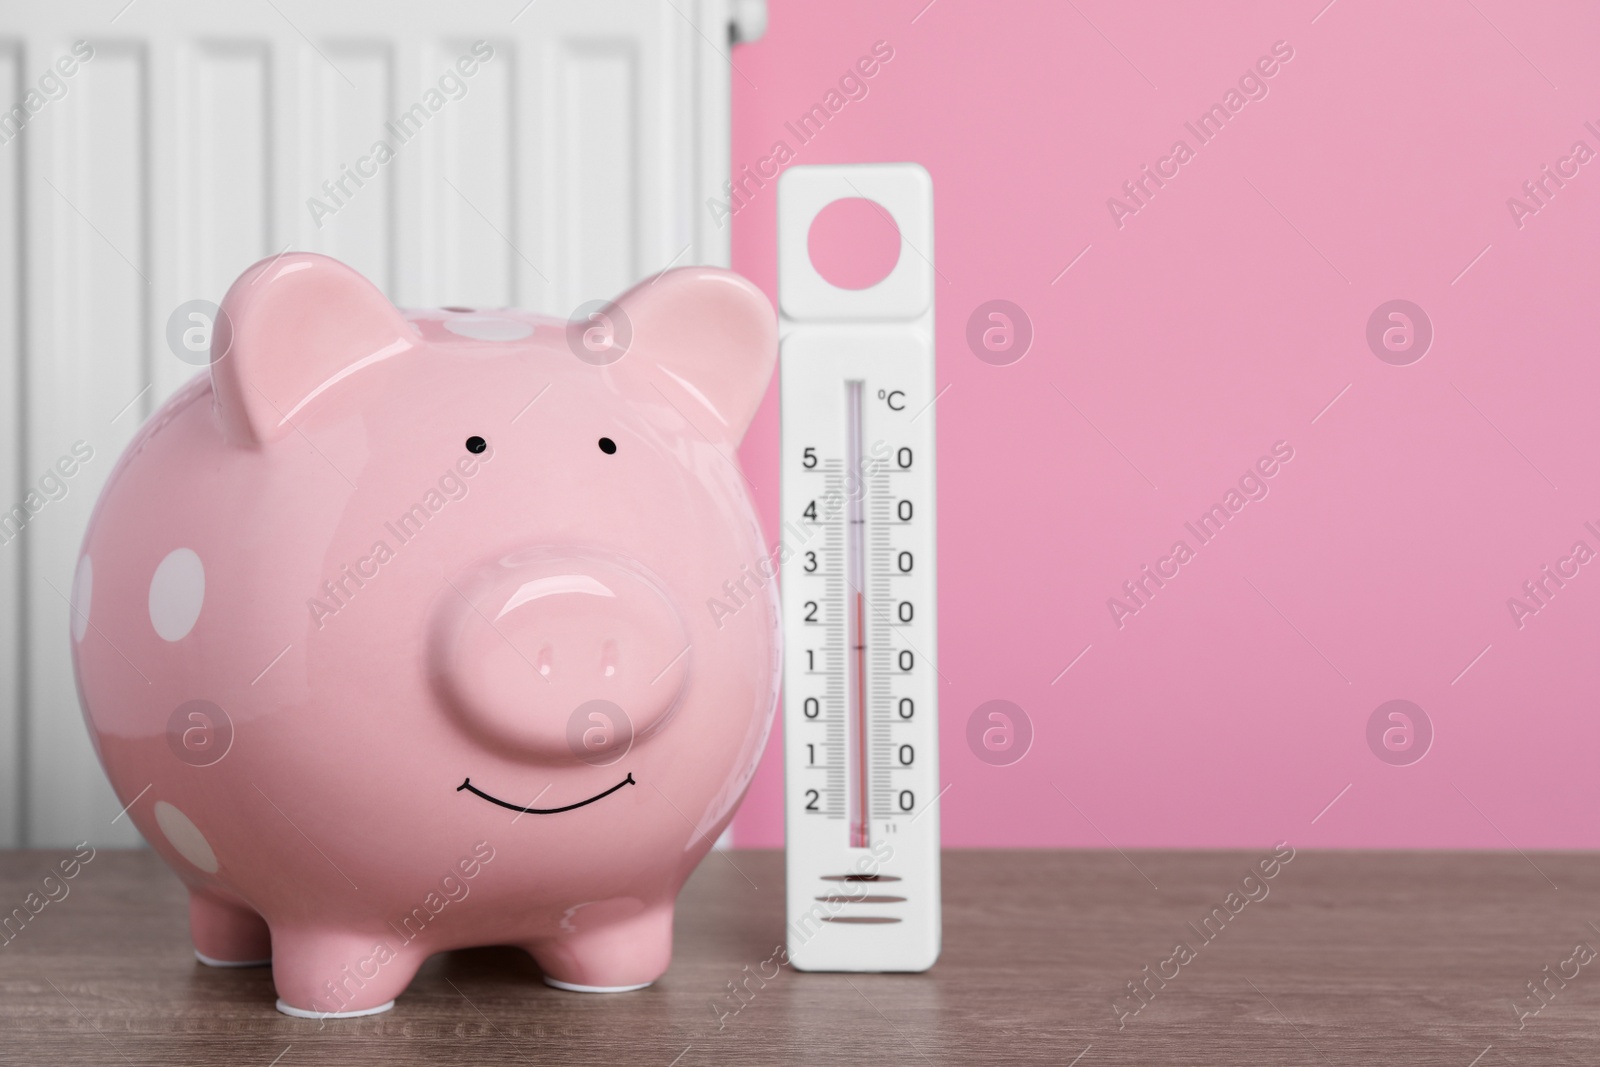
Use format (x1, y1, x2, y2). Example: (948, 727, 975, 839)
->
(0, 0, 760, 847)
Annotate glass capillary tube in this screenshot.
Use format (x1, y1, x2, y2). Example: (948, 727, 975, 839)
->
(846, 380, 869, 849)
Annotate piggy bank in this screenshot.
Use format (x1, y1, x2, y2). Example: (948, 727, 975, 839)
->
(69, 253, 780, 1017)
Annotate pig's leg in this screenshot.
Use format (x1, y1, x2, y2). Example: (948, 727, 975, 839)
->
(189, 891, 271, 967)
(269, 925, 426, 1018)
(530, 902, 675, 992)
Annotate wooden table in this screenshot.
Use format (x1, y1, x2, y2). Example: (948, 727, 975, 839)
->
(2, 848, 1595, 1065)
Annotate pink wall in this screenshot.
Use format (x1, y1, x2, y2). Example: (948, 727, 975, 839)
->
(729, 0, 1600, 849)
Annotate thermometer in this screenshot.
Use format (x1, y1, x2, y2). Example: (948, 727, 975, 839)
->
(778, 163, 940, 972)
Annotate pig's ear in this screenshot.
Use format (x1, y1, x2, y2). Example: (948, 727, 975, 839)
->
(209, 253, 414, 446)
(612, 267, 777, 446)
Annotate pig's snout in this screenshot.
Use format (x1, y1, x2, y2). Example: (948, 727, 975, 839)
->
(429, 551, 691, 762)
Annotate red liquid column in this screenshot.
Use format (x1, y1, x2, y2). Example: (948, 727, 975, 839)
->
(845, 380, 869, 849)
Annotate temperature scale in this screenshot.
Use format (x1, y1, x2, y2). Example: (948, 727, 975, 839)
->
(778, 164, 940, 972)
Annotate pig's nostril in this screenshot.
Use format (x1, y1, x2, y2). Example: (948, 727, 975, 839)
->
(601, 639, 618, 678)
(537, 643, 554, 678)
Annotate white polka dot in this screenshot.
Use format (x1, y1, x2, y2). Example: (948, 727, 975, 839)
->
(71, 555, 93, 643)
(443, 315, 533, 342)
(149, 548, 205, 641)
(154, 800, 219, 873)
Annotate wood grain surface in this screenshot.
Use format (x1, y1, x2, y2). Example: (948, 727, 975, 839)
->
(1, 847, 1596, 1065)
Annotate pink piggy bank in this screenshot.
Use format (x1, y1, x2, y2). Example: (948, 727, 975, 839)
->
(70, 253, 780, 1017)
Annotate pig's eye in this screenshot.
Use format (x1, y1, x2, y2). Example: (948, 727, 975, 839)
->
(465, 436, 487, 454)
(598, 437, 617, 455)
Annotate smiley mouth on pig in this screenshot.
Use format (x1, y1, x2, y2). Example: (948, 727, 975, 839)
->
(456, 774, 636, 815)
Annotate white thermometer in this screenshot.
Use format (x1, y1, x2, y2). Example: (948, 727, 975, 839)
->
(778, 163, 940, 972)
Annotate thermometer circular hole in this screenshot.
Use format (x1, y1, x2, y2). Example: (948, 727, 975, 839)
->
(806, 197, 901, 290)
